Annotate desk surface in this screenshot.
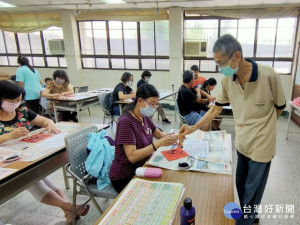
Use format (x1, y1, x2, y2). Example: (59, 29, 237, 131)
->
(46, 92, 100, 102)
(0, 122, 109, 204)
(95, 169, 234, 225)
(95, 130, 234, 225)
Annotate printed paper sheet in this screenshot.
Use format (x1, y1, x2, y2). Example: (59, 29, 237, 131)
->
(147, 130, 232, 175)
(98, 178, 184, 225)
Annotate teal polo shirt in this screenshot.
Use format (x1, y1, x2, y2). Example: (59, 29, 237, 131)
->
(16, 66, 42, 100)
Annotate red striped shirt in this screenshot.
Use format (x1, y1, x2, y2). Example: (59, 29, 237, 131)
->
(109, 112, 156, 180)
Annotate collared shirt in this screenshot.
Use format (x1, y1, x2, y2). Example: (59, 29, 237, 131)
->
(216, 59, 286, 162)
(137, 79, 146, 88)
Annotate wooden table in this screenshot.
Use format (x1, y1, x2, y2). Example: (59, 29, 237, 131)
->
(286, 100, 300, 140)
(0, 122, 109, 205)
(95, 169, 234, 225)
(47, 92, 101, 123)
(95, 131, 234, 225)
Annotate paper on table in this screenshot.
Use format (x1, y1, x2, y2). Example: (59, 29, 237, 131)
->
(0, 168, 17, 179)
(161, 148, 189, 161)
(55, 123, 81, 133)
(22, 132, 68, 161)
(98, 178, 185, 225)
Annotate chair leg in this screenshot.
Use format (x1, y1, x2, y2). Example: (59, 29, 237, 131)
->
(88, 107, 91, 115)
(82, 186, 104, 214)
(62, 166, 70, 189)
(72, 179, 77, 225)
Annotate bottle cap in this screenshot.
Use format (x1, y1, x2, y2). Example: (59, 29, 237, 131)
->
(184, 198, 192, 210)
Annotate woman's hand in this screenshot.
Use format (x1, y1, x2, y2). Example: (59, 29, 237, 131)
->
(45, 120, 60, 134)
(156, 134, 178, 148)
(52, 93, 60, 98)
(9, 127, 29, 139)
(178, 124, 195, 146)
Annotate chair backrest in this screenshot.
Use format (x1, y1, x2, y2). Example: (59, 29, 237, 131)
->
(78, 86, 88, 93)
(64, 126, 98, 178)
(98, 92, 113, 115)
(175, 100, 189, 126)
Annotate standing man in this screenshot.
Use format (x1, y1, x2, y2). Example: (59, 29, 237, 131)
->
(179, 34, 285, 225)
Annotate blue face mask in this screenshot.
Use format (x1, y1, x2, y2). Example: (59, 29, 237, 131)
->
(140, 102, 156, 117)
(220, 54, 238, 77)
(145, 77, 151, 83)
(220, 65, 238, 77)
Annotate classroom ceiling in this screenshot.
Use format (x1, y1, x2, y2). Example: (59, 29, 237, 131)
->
(1, 0, 300, 13)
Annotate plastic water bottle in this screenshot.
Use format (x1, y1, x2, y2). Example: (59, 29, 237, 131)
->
(180, 198, 195, 225)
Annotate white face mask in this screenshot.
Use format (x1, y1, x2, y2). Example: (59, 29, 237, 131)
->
(1, 100, 22, 113)
(56, 79, 65, 85)
(145, 77, 151, 83)
(126, 81, 133, 86)
(140, 101, 157, 117)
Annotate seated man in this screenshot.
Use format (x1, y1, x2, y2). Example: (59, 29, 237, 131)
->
(177, 70, 210, 130)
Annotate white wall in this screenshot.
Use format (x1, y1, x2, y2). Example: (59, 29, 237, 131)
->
(0, 8, 296, 111)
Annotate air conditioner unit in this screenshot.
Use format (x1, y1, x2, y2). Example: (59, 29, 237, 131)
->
(185, 41, 207, 57)
(48, 39, 65, 55)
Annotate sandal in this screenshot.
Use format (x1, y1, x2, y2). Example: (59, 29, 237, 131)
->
(76, 204, 90, 217)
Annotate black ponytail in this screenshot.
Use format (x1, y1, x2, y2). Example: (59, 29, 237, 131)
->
(122, 83, 159, 114)
(203, 78, 217, 89)
(17, 56, 35, 73)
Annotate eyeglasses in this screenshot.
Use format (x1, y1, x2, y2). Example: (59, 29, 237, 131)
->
(143, 100, 159, 109)
(215, 52, 235, 67)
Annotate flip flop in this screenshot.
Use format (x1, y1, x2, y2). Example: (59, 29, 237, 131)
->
(76, 204, 90, 217)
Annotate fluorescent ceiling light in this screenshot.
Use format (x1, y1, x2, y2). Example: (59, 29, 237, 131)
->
(0, 1, 16, 7)
(102, 0, 126, 4)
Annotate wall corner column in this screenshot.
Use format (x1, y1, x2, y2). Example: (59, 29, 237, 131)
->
(169, 7, 183, 92)
(60, 11, 81, 85)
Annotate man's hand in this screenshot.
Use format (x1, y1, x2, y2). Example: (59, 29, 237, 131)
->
(178, 124, 194, 146)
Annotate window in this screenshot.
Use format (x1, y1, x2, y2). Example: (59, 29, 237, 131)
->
(184, 15, 297, 74)
(78, 20, 169, 70)
(0, 27, 67, 68)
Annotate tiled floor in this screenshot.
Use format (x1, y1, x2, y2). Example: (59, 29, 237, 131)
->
(0, 106, 299, 225)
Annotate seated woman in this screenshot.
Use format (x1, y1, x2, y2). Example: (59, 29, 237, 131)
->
(109, 84, 178, 193)
(137, 71, 171, 124)
(199, 78, 222, 130)
(0, 81, 89, 224)
(111, 72, 136, 116)
(42, 70, 78, 122)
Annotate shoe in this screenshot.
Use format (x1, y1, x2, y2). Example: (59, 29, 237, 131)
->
(254, 218, 259, 223)
(162, 118, 171, 124)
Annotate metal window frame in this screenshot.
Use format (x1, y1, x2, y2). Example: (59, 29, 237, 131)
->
(183, 15, 298, 75)
(0, 29, 66, 68)
(77, 20, 170, 71)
